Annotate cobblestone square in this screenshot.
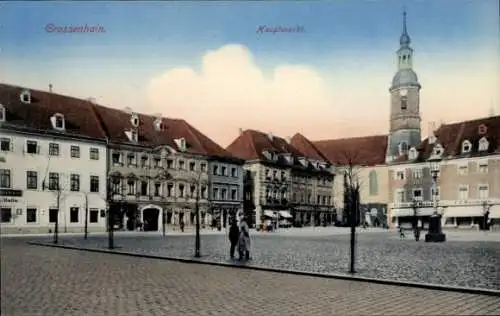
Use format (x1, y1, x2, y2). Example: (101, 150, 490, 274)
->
(31, 229, 500, 291)
(2, 238, 499, 316)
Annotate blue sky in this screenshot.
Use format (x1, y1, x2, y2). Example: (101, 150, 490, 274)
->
(0, 0, 498, 145)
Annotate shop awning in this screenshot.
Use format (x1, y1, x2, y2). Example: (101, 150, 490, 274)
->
(263, 210, 277, 218)
(390, 208, 416, 217)
(279, 210, 293, 218)
(487, 205, 500, 219)
(443, 207, 483, 218)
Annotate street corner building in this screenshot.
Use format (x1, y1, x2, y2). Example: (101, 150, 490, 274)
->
(0, 83, 244, 235)
(0, 84, 108, 234)
(226, 130, 335, 229)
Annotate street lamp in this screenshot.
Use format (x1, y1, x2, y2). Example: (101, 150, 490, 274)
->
(411, 199, 421, 241)
(482, 201, 492, 231)
(425, 160, 446, 242)
(106, 173, 122, 249)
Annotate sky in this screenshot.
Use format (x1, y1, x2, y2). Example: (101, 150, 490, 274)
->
(0, 0, 499, 147)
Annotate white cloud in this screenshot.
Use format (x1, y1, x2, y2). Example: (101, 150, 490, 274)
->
(147, 44, 338, 146)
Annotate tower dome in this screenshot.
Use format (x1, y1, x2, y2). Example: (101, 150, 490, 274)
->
(391, 68, 420, 90)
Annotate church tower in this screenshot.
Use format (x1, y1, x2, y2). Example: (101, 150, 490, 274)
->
(386, 10, 422, 162)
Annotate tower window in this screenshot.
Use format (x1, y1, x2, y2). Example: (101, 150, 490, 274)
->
(401, 97, 407, 110)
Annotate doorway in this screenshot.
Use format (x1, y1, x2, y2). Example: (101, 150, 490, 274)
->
(143, 208, 160, 231)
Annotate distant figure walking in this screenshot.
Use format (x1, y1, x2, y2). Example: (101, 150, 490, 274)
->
(228, 220, 240, 259)
(399, 226, 405, 239)
(238, 216, 251, 260)
(180, 219, 185, 232)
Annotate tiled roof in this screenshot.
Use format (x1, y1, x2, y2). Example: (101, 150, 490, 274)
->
(290, 133, 329, 162)
(313, 135, 388, 166)
(406, 116, 500, 162)
(0, 82, 239, 161)
(0, 83, 107, 140)
(226, 129, 303, 161)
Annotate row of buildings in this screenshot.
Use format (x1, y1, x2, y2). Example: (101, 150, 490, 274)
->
(1, 13, 499, 234)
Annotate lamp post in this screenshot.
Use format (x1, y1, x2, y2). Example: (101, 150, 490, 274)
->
(481, 201, 492, 231)
(194, 171, 205, 258)
(107, 174, 122, 250)
(425, 160, 446, 242)
(83, 192, 89, 240)
(411, 199, 420, 241)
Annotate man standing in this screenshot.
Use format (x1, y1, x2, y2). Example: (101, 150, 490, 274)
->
(228, 220, 239, 259)
(239, 216, 251, 260)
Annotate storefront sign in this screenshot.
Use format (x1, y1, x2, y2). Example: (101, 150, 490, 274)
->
(0, 189, 23, 197)
(0, 197, 19, 203)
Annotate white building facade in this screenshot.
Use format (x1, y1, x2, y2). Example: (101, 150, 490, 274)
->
(0, 130, 108, 234)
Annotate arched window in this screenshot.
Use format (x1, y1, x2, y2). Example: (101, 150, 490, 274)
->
(369, 170, 378, 196)
(398, 142, 409, 155)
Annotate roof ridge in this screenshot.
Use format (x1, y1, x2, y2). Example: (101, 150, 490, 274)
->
(441, 115, 500, 127)
(314, 134, 388, 143)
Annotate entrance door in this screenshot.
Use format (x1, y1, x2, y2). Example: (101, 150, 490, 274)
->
(143, 208, 160, 231)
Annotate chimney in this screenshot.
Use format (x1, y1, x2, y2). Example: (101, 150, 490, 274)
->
(239, 128, 243, 135)
(267, 132, 274, 141)
(49, 84, 53, 93)
(285, 136, 292, 144)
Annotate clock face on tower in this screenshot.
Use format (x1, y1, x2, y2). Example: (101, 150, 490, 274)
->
(399, 88, 408, 97)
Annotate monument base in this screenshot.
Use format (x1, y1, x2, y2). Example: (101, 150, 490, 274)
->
(425, 233, 446, 243)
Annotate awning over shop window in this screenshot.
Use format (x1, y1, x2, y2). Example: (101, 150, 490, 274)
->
(487, 205, 500, 219)
(263, 210, 276, 218)
(279, 210, 293, 218)
(443, 207, 483, 218)
(390, 208, 415, 217)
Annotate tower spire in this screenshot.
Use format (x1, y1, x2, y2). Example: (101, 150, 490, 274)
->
(400, 8, 411, 46)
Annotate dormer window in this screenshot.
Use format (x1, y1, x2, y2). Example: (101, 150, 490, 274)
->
(0, 104, 5, 122)
(130, 114, 139, 128)
(478, 124, 487, 135)
(154, 118, 164, 131)
(478, 137, 489, 151)
(432, 144, 443, 157)
(50, 113, 65, 131)
(125, 129, 138, 143)
(20, 89, 31, 104)
(461, 140, 472, 153)
(174, 138, 187, 152)
(408, 147, 418, 160)
(298, 157, 307, 167)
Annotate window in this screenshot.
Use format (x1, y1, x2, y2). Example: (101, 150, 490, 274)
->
(70, 174, 80, 191)
(90, 176, 99, 193)
(154, 183, 161, 196)
(154, 158, 161, 168)
(0, 169, 11, 188)
(273, 170, 277, 179)
(26, 208, 37, 223)
(179, 160, 185, 170)
(70, 207, 79, 223)
(478, 137, 489, 151)
(190, 185, 196, 197)
(394, 170, 405, 180)
(458, 165, 468, 175)
(458, 185, 469, 200)
(461, 140, 472, 153)
(231, 167, 238, 177)
(167, 183, 173, 197)
(408, 148, 418, 160)
(478, 162, 488, 173)
(26, 140, 38, 154)
(317, 195, 321, 204)
(90, 148, 99, 160)
(231, 188, 237, 200)
(221, 166, 227, 176)
(1, 208, 12, 223)
(140, 181, 148, 196)
(221, 188, 227, 200)
(201, 186, 207, 199)
(178, 184, 184, 197)
(49, 143, 60, 156)
(478, 185, 489, 199)
(401, 98, 407, 110)
(49, 209, 58, 223)
(167, 159, 174, 169)
(89, 209, 99, 223)
(368, 170, 378, 196)
(0, 104, 4, 122)
(200, 163, 207, 172)
(213, 165, 219, 175)
(433, 145, 443, 157)
(140, 156, 148, 168)
(111, 179, 121, 195)
(265, 169, 271, 179)
(213, 188, 219, 200)
(70, 145, 80, 158)
(412, 169, 423, 179)
(399, 142, 408, 154)
(26, 171, 37, 189)
(54, 115, 64, 129)
(280, 171, 286, 181)
(48, 172, 59, 190)
(127, 154, 136, 166)
(112, 152, 121, 165)
(395, 190, 405, 203)
(327, 196, 331, 205)
(431, 186, 440, 199)
(127, 180, 136, 195)
(189, 162, 196, 171)
(0, 138, 10, 151)
(412, 189, 422, 200)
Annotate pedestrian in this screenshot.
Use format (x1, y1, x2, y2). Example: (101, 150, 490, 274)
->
(399, 226, 405, 239)
(228, 220, 240, 259)
(180, 219, 185, 232)
(238, 216, 251, 260)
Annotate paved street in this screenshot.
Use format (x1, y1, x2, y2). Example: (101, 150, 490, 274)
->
(29, 229, 500, 290)
(1, 239, 499, 316)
